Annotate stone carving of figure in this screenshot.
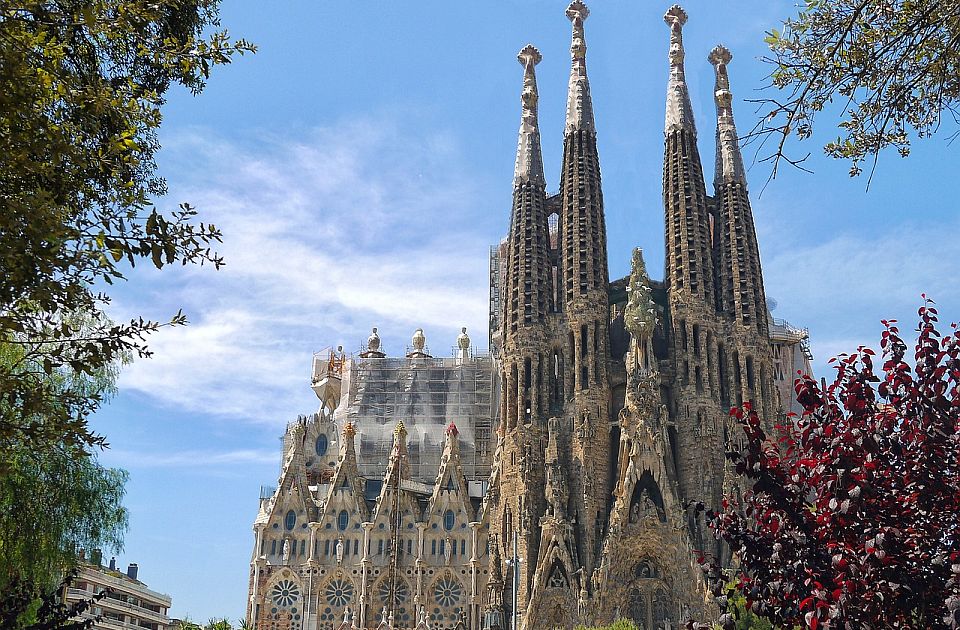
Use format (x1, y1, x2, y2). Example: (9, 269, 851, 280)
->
(444, 537, 452, 565)
(630, 501, 641, 524)
(641, 488, 656, 516)
(577, 580, 589, 617)
(281, 539, 290, 564)
(545, 463, 567, 520)
(336, 536, 345, 565)
(457, 327, 470, 351)
(368, 328, 381, 352)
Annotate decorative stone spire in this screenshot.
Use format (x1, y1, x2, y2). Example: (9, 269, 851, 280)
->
(709, 45, 746, 186)
(514, 44, 545, 186)
(664, 5, 696, 135)
(710, 44, 768, 337)
(661, 4, 715, 307)
(564, 1, 595, 134)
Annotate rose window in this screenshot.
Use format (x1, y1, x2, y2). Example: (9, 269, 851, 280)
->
(433, 575, 463, 608)
(324, 578, 354, 608)
(376, 578, 409, 607)
(270, 579, 301, 608)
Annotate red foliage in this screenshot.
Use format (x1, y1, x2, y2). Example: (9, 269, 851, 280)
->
(700, 300, 960, 629)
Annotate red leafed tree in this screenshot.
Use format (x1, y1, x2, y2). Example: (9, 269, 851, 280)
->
(699, 299, 960, 629)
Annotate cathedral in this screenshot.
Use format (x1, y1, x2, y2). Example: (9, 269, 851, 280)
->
(246, 4, 813, 630)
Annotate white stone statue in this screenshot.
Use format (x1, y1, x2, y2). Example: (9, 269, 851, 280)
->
(281, 538, 290, 564)
(368, 327, 381, 352)
(456, 327, 470, 363)
(412, 328, 426, 352)
(444, 536, 452, 565)
(336, 536, 345, 565)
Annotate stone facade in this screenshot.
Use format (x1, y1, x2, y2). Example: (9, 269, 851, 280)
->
(247, 3, 812, 629)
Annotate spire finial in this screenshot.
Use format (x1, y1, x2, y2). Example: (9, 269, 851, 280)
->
(564, 1, 595, 134)
(663, 5, 696, 135)
(710, 44, 745, 184)
(514, 45, 545, 185)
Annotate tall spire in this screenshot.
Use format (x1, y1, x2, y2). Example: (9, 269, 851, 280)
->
(661, 3, 715, 307)
(664, 5, 696, 135)
(514, 45, 545, 186)
(710, 45, 746, 186)
(565, 1, 595, 134)
(710, 44, 768, 336)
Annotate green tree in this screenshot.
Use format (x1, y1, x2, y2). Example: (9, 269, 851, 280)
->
(1, 569, 102, 630)
(0, 442, 128, 591)
(0, 320, 128, 591)
(0, 0, 254, 457)
(756, 0, 960, 181)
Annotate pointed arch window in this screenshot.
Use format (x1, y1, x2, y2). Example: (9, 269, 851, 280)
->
(444, 475, 457, 492)
(337, 510, 349, 532)
(315, 433, 328, 457)
(443, 509, 455, 531)
(285, 510, 296, 531)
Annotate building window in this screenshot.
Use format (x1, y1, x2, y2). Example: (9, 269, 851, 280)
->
(315, 434, 328, 457)
(378, 540, 384, 556)
(431, 540, 437, 555)
(285, 510, 296, 531)
(337, 510, 349, 531)
(443, 510, 455, 531)
(271, 540, 277, 555)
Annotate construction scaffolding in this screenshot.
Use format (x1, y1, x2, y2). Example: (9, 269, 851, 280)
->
(333, 353, 496, 484)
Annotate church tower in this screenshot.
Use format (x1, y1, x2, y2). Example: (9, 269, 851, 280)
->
(660, 5, 726, 550)
(489, 42, 552, 625)
(557, 0, 611, 582)
(709, 46, 778, 426)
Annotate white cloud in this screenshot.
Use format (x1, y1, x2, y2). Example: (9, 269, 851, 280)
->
(762, 215, 960, 374)
(113, 119, 494, 426)
(105, 447, 278, 469)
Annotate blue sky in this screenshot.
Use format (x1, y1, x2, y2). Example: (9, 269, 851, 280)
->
(89, 0, 960, 623)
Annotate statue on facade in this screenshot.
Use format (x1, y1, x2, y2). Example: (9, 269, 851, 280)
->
(281, 539, 290, 564)
(336, 536, 345, 565)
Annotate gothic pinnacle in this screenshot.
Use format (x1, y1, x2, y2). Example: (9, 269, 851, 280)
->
(565, 0, 595, 134)
(514, 44, 545, 186)
(664, 5, 696, 136)
(710, 44, 746, 185)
